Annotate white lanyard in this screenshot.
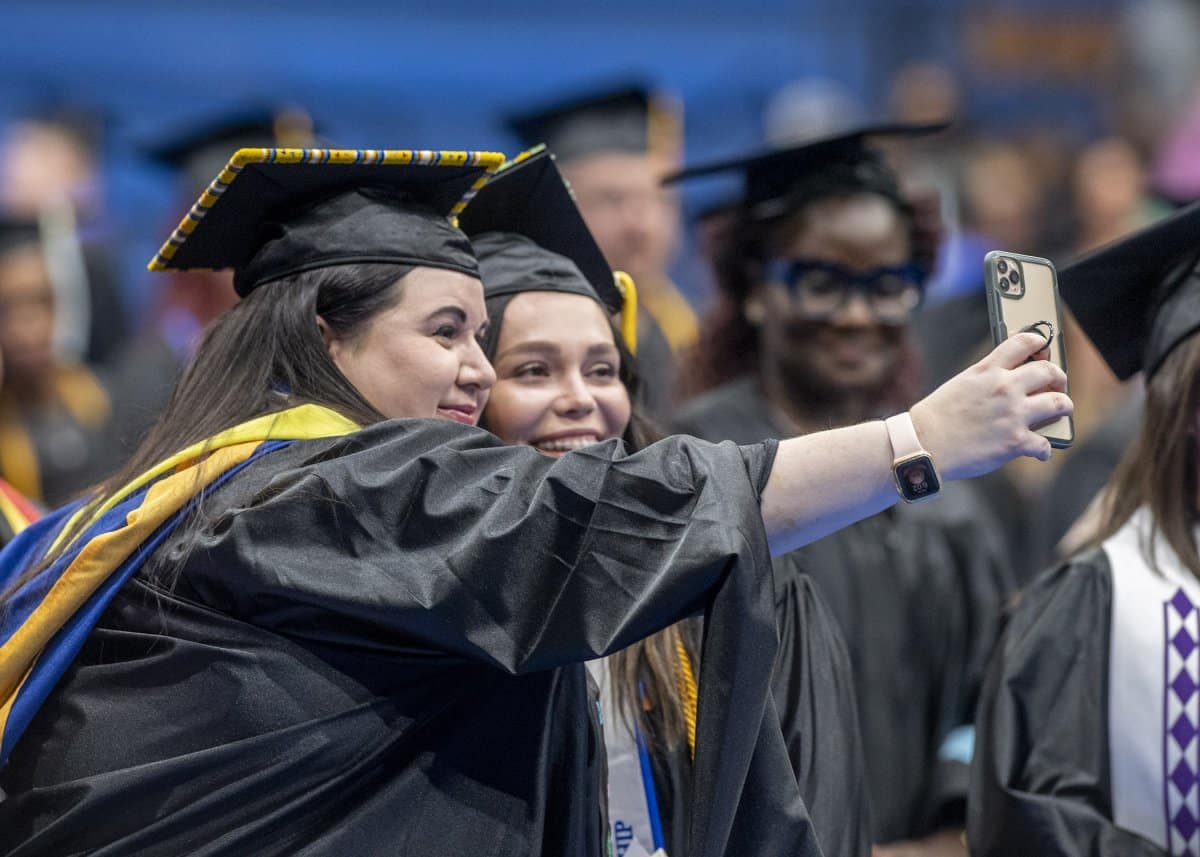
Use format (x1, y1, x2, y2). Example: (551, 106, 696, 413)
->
(587, 659, 667, 857)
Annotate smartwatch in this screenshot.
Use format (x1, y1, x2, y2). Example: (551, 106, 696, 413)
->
(884, 413, 941, 503)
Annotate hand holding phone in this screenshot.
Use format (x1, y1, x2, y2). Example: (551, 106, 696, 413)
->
(984, 251, 1074, 448)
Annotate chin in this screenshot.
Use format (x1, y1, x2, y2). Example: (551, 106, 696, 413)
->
(813, 356, 891, 387)
(778, 352, 886, 398)
(828, 365, 892, 390)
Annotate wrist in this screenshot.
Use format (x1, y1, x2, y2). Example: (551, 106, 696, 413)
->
(885, 411, 941, 503)
(908, 400, 945, 472)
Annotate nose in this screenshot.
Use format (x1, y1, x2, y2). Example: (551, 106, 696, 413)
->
(459, 337, 496, 393)
(554, 372, 596, 419)
(831, 289, 874, 327)
(618, 194, 655, 237)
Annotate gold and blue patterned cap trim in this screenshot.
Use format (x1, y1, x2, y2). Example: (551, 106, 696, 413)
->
(149, 147, 505, 272)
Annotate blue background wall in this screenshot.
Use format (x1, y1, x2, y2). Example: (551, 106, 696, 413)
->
(0, 0, 1120, 317)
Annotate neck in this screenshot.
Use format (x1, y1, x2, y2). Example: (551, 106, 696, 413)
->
(758, 357, 887, 435)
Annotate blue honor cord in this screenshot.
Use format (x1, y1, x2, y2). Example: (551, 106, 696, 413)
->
(634, 725, 666, 851)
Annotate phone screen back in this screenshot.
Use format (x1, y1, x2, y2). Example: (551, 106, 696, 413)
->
(988, 254, 1073, 444)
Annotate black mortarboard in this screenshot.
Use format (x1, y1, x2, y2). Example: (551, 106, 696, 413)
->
(663, 121, 947, 220)
(1059, 199, 1200, 380)
(459, 149, 618, 309)
(507, 86, 681, 165)
(0, 217, 42, 257)
(148, 148, 505, 297)
(144, 107, 318, 196)
(459, 148, 638, 352)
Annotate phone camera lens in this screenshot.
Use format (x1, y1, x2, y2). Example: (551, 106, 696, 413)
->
(1009, 270, 1021, 286)
(997, 259, 1009, 274)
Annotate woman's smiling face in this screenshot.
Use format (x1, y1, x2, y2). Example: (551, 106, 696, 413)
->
(482, 291, 632, 456)
(324, 267, 495, 424)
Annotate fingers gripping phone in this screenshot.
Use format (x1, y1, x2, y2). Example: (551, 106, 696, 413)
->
(984, 251, 1074, 448)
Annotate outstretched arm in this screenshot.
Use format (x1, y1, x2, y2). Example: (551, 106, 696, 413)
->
(762, 331, 1069, 555)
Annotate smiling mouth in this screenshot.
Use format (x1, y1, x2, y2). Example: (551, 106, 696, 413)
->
(437, 405, 477, 425)
(533, 434, 601, 453)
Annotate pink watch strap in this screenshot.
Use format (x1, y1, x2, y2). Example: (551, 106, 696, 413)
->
(884, 412, 925, 460)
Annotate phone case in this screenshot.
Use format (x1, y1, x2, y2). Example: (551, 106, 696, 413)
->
(984, 250, 1074, 448)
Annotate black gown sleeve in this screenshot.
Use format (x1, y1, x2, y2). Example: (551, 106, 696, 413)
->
(968, 553, 1165, 856)
(183, 419, 777, 675)
(773, 571, 873, 856)
(181, 419, 821, 857)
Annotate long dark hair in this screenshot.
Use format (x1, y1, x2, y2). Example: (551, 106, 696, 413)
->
(1, 262, 412, 604)
(1092, 333, 1200, 578)
(479, 290, 695, 751)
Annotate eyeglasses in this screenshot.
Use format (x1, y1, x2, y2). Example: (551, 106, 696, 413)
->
(766, 258, 925, 325)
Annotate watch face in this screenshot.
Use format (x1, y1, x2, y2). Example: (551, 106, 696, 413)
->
(896, 455, 940, 502)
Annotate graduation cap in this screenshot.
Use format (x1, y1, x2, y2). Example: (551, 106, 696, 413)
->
(507, 85, 682, 165)
(144, 106, 320, 196)
(663, 121, 947, 220)
(458, 147, 639, 352)
(1059, 199, 1200, 380)
(148, 148, 506, 297)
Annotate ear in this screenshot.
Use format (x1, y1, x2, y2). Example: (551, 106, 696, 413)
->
(317, 316, 342, 361)
(743, 291, 767, 327)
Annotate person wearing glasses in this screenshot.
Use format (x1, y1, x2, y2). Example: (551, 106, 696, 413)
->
(669, 124, 1014, 856)
(0, 143, 1068, 857)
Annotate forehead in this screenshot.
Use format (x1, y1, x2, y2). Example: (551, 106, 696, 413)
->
(562, 152, 656, 191)
(777, 193, 910, 263)
(396, 267, 485, 312)
(499, 291, 615, 347)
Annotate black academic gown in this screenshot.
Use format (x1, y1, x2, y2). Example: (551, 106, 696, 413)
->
(672, 378, 874, 853)
(0, 419, 820, 857)
(635, 311, 679, 422)
(771, 572, 873, 857)
(968, 553, 1164, 856)
(640, 582, 867, 857)
(674, 376, 1013, 844)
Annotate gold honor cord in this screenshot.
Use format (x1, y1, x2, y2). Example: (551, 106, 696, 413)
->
(672, 626, 698, 759)
(615, 271, 639, 356)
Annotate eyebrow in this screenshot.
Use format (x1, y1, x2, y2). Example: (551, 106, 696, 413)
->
(496, 340, 619, 361)
(426, 305, 468, 324)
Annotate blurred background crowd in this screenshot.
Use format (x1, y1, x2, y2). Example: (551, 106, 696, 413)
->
(3, 0, 1194, 550)
(1, 1, 1199, 848)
